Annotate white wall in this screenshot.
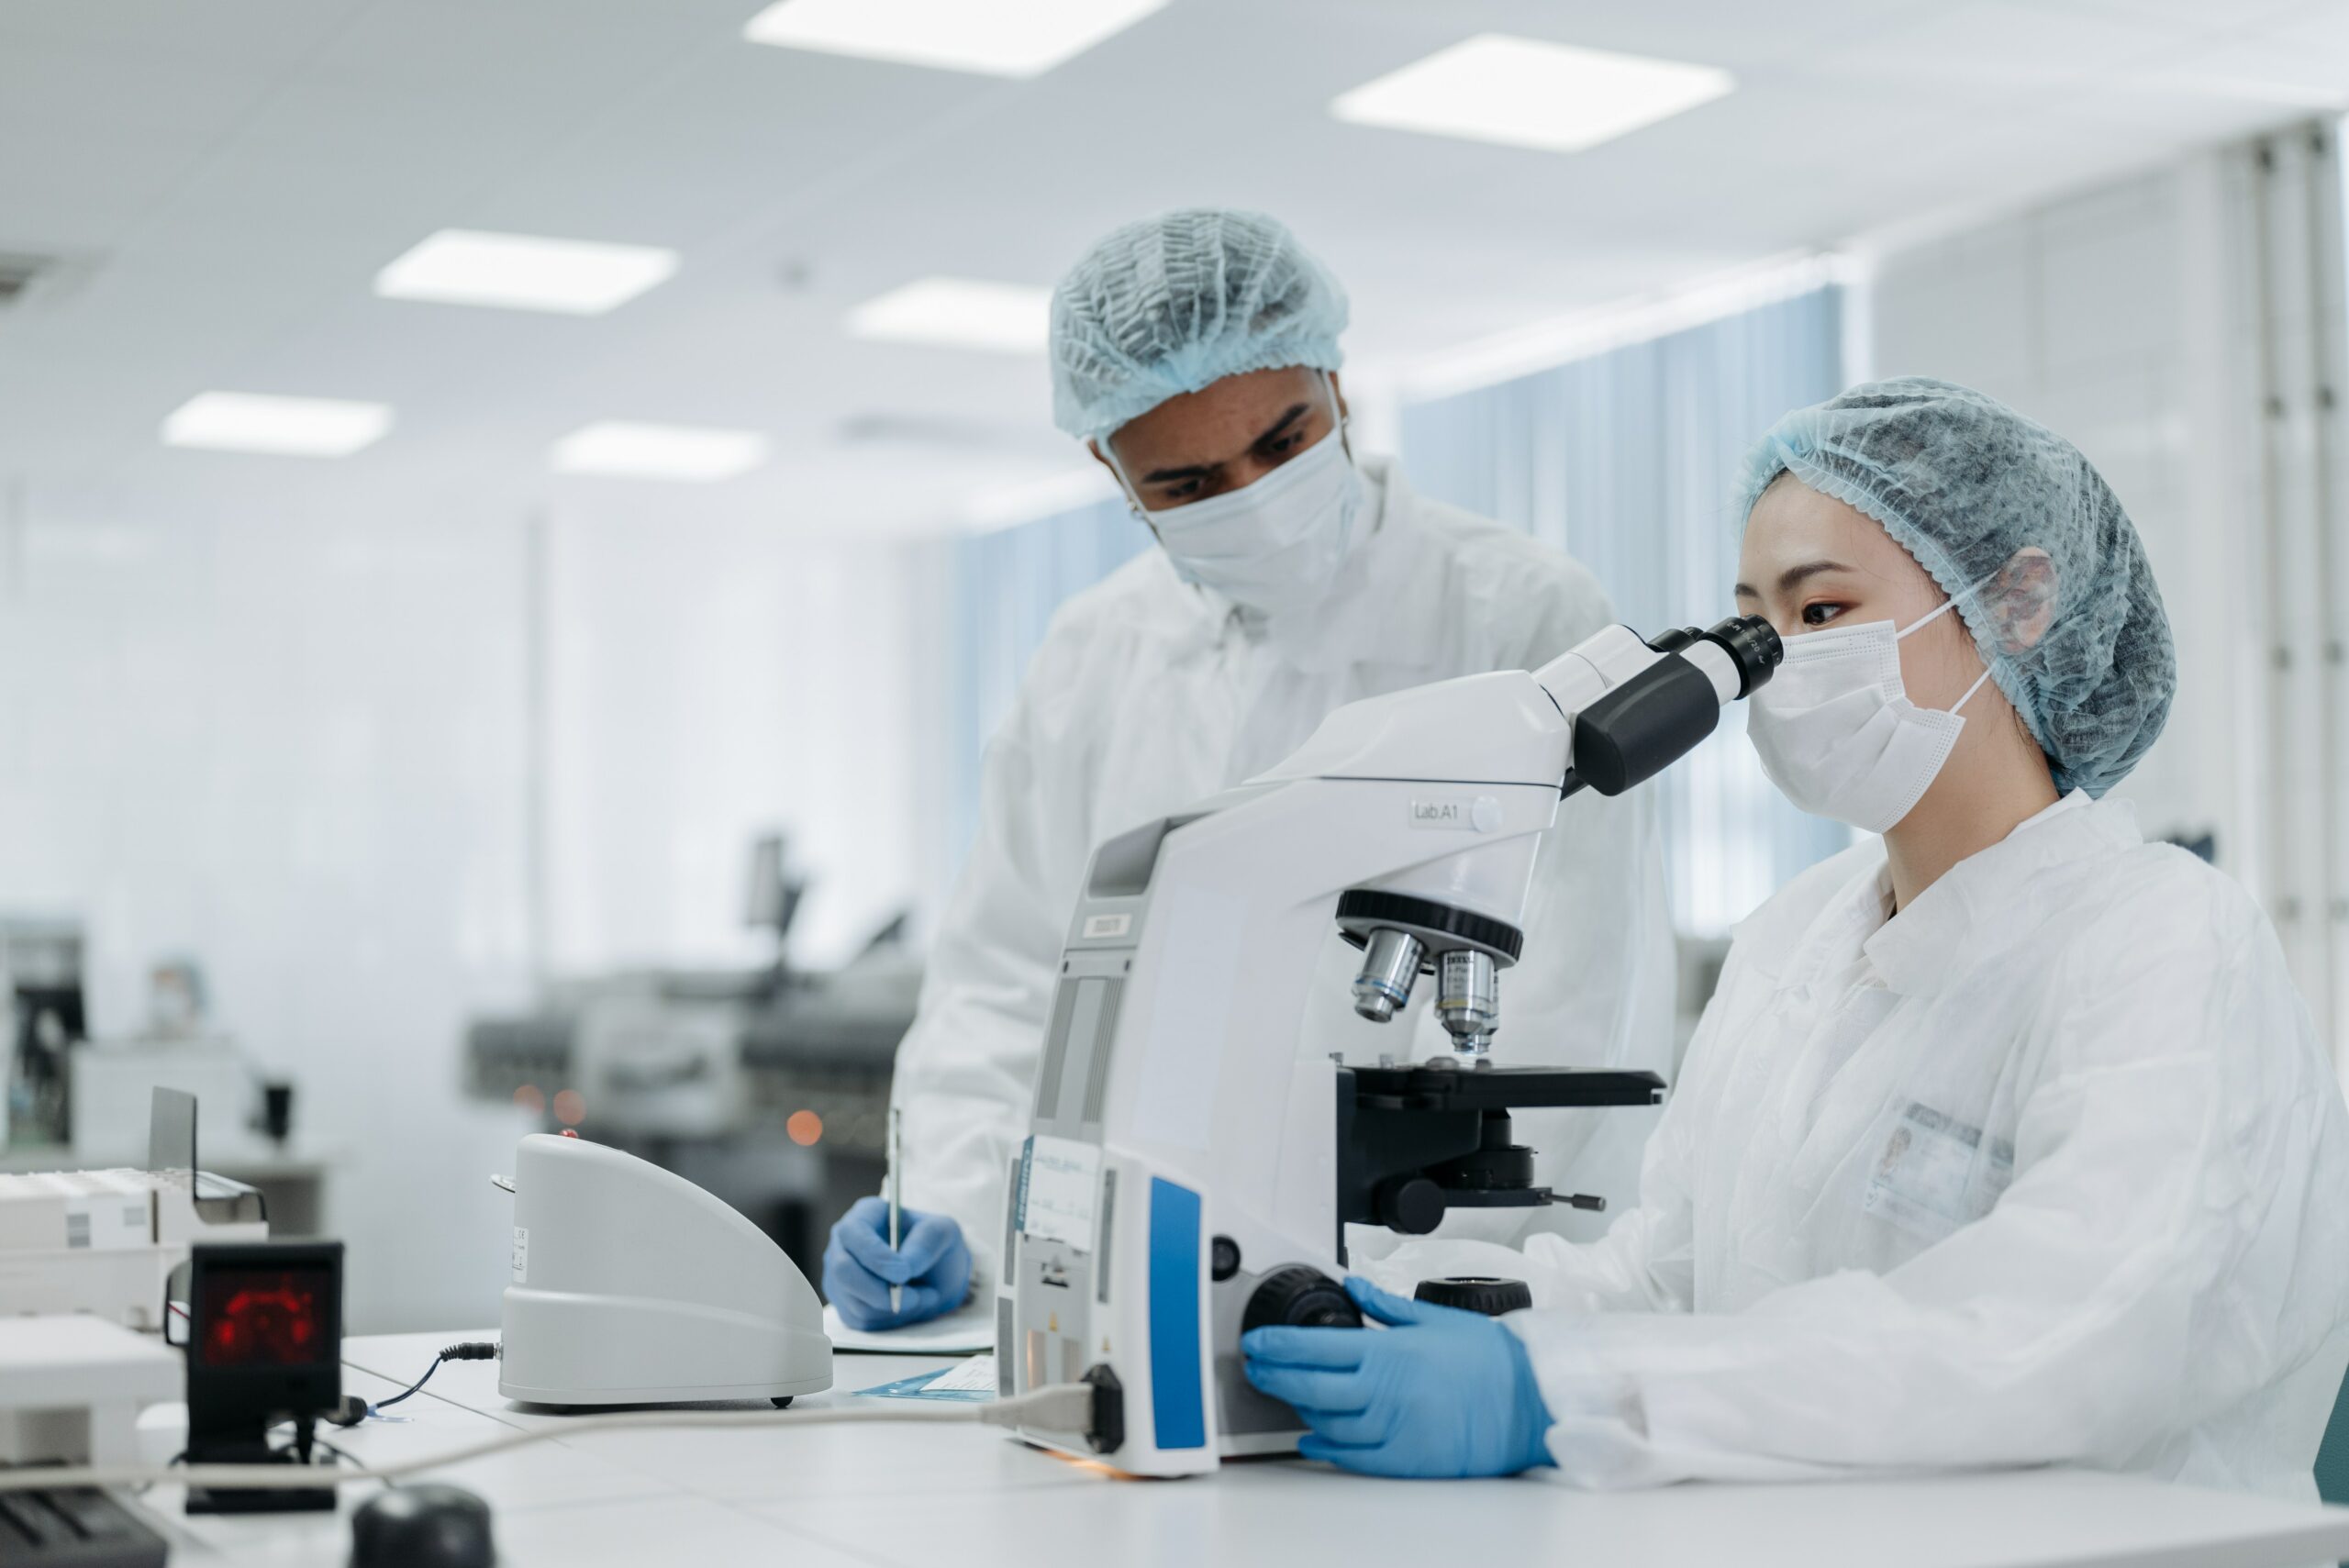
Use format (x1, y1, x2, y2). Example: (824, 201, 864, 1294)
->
(0, 490, 923, 1330)
(1868, 124, 2349, 1076)
(542, 512, 924, 975)
(1866, 152, 2266, 875)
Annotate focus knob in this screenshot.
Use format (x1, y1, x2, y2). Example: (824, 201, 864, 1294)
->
(1241, 1265, 1362, 1334)
(1376, 1176, 1446, 1236)
(1413, 1276, 1532, 1317)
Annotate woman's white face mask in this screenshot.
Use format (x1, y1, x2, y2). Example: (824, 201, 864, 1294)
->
(1745, 597, 1995, 834)
(1104, 374, 1361, 617)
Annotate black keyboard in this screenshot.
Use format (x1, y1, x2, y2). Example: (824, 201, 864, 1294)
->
(0, 1486, 167, 1567)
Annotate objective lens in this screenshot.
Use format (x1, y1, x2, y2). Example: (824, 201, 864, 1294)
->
(1351, 929, 1424, 1023)
(1435, 949, 1498, 1055)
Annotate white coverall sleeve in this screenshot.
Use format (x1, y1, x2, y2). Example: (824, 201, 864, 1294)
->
(888, 665, 1081, 1302)
(1509, 908, 2348, 1489)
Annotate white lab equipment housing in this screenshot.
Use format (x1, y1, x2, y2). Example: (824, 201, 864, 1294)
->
(498, 1133, 832, 1407)
(999, 621, 1771, 1475)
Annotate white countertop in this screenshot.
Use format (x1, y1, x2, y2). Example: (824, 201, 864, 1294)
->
(121, 1329, 2349, 1568)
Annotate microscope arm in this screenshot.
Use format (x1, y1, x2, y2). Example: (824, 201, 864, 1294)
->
(1342, 615, 1784, 1051)
(996, 617, 1783, 1473)
(1336, 614, 1783, 1219)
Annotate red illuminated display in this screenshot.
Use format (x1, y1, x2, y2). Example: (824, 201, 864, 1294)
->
(197, 1267, 330, 1368)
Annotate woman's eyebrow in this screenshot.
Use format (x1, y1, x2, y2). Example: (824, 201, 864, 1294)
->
(1734, 559, 1854, 598)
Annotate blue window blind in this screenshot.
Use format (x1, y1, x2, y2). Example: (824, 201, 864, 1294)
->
(944, 497, 1149, 865)
(1398, 288, 1852, 932)
(937, 288, 1851, 930)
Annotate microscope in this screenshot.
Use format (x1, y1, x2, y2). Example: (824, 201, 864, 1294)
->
(996, 615, 1781, 1476)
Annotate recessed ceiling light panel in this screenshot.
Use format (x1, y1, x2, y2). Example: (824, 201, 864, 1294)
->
(549, 421, 770, 483)
(375, 230, 679, 315)
(1331, 34, 1734, 154)
(161, 393, 393, 457)
(743, 0, 1165, 78)
(845, 277, 1051, 354)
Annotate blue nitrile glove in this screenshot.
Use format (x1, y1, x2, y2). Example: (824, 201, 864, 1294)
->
(1241, 1276, 1554, 1478)
(821, 1196, 971, 1331)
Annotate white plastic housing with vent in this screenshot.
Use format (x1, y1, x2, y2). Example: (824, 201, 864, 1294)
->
(497, 1133, 832, 1407)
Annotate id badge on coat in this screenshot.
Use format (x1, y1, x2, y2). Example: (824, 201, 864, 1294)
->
(1862, 1101, 2014, 1243)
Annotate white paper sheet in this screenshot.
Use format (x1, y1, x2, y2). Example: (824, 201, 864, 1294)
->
(1018, 1134, 1101, 1251)
(852, 1355, 1000, 1400)
(821, 1300, 994, 1354)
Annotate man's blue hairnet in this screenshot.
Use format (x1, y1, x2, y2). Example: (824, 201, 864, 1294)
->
(1050, 208, 1348, 441)
(1737, 377, 2176, 798)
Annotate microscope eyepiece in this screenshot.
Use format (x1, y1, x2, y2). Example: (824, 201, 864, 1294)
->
(1569, 615, 1785, 796)
(1699, 614, 1783, 698)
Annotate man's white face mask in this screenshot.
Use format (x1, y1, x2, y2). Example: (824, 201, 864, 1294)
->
(1106, 373, 1362, 617)
(1744, 596, 1996, 834)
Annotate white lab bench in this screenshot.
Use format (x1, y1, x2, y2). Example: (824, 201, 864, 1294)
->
(120, 1330, 2349, 1567)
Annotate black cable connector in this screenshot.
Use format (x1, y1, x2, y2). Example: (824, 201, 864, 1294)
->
(370, 1341, 499, 1417)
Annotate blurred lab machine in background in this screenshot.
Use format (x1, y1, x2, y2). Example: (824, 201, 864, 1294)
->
(2, 917, 83, 1151)
(0, 921, 330, 1235)
(464, 833, 918, 1275)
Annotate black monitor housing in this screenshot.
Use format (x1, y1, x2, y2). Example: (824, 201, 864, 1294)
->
(182, 1239, 344, 1515)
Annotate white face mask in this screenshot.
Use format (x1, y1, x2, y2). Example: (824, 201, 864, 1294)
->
(1745, 598, 1995, 834)
(1105, 375, 1361, 617)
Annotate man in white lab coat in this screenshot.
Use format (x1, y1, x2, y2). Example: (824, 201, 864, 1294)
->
(821, 207, 1675, 1329)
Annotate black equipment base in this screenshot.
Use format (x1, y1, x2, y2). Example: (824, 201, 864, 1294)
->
(1335, 1065, 1664, 1255)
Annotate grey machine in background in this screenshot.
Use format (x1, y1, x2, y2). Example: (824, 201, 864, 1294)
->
(1, 917, 86, 1150)
(463, 834, 920, 1277)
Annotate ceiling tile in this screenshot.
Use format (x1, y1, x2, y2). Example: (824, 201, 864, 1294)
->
(3, 0, 2336, 531)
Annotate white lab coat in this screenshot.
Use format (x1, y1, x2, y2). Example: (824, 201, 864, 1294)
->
(1370, 793, 2349, 1500)
(893, 457, 1676, 1296)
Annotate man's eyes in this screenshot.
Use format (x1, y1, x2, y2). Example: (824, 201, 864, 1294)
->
(1149, 429, 1311, 504)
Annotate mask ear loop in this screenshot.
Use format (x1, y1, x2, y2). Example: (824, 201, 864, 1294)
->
(1893, 593, 1998, 716)
(1322, 370, 1353, 464)
(1094, 434, 1163, 545)
(1897, 550, 2023, 638)
(1894, 596, 1960, 640)
(1950, 662, 1996, 716)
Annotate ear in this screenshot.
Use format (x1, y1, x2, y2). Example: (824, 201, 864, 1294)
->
(1328, 370, 1349, 424)
(1987, 548, 2057, 654)
(1085, 438, 1112, 473)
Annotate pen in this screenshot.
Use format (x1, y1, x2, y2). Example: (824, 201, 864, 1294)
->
(887, 1106, 903, 1315)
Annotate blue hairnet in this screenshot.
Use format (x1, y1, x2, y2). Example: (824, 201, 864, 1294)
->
(1050, 208, 1348, 441)
(1737, 377, 2176, 798)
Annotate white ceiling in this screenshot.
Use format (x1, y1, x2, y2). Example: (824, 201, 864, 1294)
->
(2, 0, 2345, 536)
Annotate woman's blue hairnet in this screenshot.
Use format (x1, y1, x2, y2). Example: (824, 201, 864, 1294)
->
(1737, 377, 2176, 798)
(1050, 208, 1348, 441)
